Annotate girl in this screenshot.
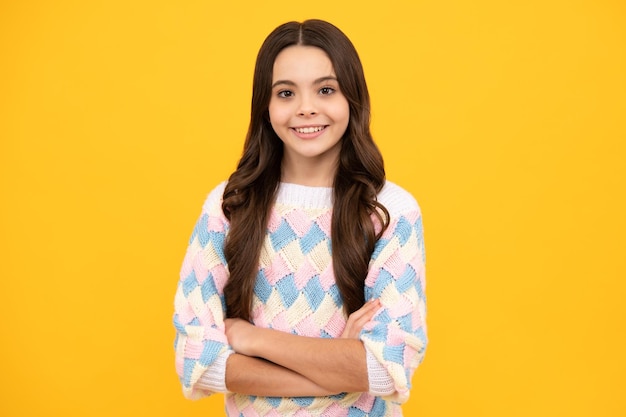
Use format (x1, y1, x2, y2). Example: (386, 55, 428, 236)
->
(173, 19, 427, 416)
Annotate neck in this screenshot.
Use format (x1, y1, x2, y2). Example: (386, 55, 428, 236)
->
(280, 155, 337, 187)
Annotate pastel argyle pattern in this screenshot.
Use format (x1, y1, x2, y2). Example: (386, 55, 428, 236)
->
(173, 181, 427, 416)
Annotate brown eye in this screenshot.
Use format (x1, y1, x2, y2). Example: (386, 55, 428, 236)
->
(319, 87, 335, 95)
(277, 90, 294, 98)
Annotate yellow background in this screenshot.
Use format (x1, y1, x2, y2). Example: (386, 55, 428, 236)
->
(1, 1, 625, 416)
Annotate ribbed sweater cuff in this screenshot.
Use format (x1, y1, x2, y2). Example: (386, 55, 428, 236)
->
(196, 350, 233, 393)
(366, 348, 396, 396)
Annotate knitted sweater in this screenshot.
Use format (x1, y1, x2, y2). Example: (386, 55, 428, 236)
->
(173, 181, 427, 416)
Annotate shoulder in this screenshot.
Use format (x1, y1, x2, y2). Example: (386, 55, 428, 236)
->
(201, 180, 228, 216)
(377, 181, 422, 219)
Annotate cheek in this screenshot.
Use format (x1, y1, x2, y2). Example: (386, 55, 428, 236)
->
(268, 103, 289, 140)
(333, 101, 350, 126)
(268, 101, 289, 124)
(332, 95, 350, 117)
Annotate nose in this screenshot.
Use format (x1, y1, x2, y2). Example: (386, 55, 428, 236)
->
(297, 94, 317, 116)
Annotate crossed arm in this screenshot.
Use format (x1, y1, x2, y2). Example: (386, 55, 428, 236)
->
(176, 199, 426, 401)
(223, 299, 382, 397)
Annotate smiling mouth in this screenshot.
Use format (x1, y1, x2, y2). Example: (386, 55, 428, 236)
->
(293, 126, 326, 134)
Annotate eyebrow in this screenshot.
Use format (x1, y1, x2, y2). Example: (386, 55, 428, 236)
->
(271, 76, 338, 89)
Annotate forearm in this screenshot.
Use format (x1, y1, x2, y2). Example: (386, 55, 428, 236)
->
(225, 353, 339, 397)
(247, 328, 369, 393)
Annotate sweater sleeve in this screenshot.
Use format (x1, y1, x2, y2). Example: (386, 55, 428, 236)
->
(359, 190, 427, 404)
(173, 183, 234, 400)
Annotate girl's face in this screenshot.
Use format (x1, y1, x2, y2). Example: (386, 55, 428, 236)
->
(269, 45, 350, 179)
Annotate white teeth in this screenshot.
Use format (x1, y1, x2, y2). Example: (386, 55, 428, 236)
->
(295, 126, 324, 134)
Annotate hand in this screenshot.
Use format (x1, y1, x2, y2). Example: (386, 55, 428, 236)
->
(224, 318, 259, 356)
(341, 299, 381, 339)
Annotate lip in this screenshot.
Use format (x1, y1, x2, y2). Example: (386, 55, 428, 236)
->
(290, 125, 328, 139)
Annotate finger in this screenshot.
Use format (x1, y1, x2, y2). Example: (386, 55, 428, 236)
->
(351, 308, 378, 330)
(354, 300, 381, 322)
(344, 304, 378, 335)
(357, 300, 381, 321)
(350, 309, 377, 329)
(342, 300, 382, 338)
(348, 300, 380, 322)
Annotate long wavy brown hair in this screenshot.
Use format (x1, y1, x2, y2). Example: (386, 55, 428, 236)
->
(222, 19, 390, 320)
